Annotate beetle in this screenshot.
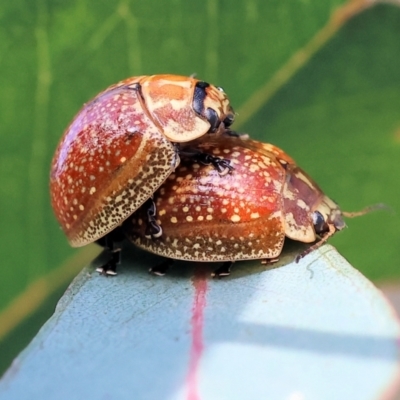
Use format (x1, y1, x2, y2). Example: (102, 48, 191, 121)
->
(121, 134, 377, 277)
(50, 74, 235, 253)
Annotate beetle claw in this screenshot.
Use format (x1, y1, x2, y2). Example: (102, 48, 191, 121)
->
(144, 199, 163, 240)
(149, 259, 174, 276)
(96, 263, 118, 276)
(211, 261, 233, 278)
(261, 257, 279, 265)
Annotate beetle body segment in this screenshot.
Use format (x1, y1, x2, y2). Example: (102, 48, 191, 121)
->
(51, 75, 234, 247)
(123, 135, 346, 262)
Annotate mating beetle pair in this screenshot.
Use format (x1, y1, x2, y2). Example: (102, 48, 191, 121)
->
(50, 74, 234, 248)
(50, 74, 363, 277)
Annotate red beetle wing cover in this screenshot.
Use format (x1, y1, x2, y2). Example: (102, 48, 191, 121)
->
(50, 78, 177, 247)
(124, 136, 287, 261)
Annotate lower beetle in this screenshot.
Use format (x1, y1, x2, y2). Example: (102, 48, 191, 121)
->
(109, 134, 378, 277)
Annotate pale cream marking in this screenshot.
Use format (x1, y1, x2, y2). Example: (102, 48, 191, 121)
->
(231, 215, 241, 222)
(295, 171, 316, 190)
(296, 199, 309, 210)
(171, 217, 178, 223)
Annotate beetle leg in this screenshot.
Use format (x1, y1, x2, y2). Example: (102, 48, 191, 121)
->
(211, 261, 233, 278)
(144, 199, 163, 240)
(179, 148, 234, 176)
(222, 129, 250, 139)
(95, 228, 124, 276)
(199, 153, 234, 176)
(149, 258, 174, 276)
(295, 223, 337, 262)
(261, 257, 280, 265)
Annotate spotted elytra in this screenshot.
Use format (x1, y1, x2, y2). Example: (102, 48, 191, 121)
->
(120, 134, 380, 277)
(50, 74, 235, 249)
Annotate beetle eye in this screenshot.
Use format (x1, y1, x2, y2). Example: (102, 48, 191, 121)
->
(193, 81, 209, 116)
(312, 211, 328, 234)
(223, 114, 234, 127)
(205, 108, 220, 132)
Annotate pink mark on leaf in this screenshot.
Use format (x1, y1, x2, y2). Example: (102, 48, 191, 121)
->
(186, 264, 208, 400)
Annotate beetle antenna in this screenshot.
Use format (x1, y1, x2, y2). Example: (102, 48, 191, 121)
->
(342, 203, 393, 218)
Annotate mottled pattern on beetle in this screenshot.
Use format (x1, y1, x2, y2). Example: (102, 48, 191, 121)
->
(282, 164, 345, 242)
(142, 78, 203, 136)
(125, 137, 287, 261)
(50, 79, 177, 246)
(73, 139, 176, 246)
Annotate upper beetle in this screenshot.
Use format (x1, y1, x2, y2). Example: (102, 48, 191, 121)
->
(50, 74, 235, 248)
(123, 134, 375, 277)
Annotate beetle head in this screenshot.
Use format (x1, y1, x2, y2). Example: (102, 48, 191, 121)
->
(140, 75, 235, 143)
(193, 82, 235, 133)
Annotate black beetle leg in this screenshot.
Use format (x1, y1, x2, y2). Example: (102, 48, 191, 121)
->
(222, 129, 250, 139)
(144, 199, 163, 240)
(211, 261, 233, 278)
(149, 258, 174, 276)
(95, 228, 125, 276)
(179, 148, 234, 176)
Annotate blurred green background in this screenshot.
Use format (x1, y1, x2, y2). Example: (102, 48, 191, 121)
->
(1, 0, 399, 375)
